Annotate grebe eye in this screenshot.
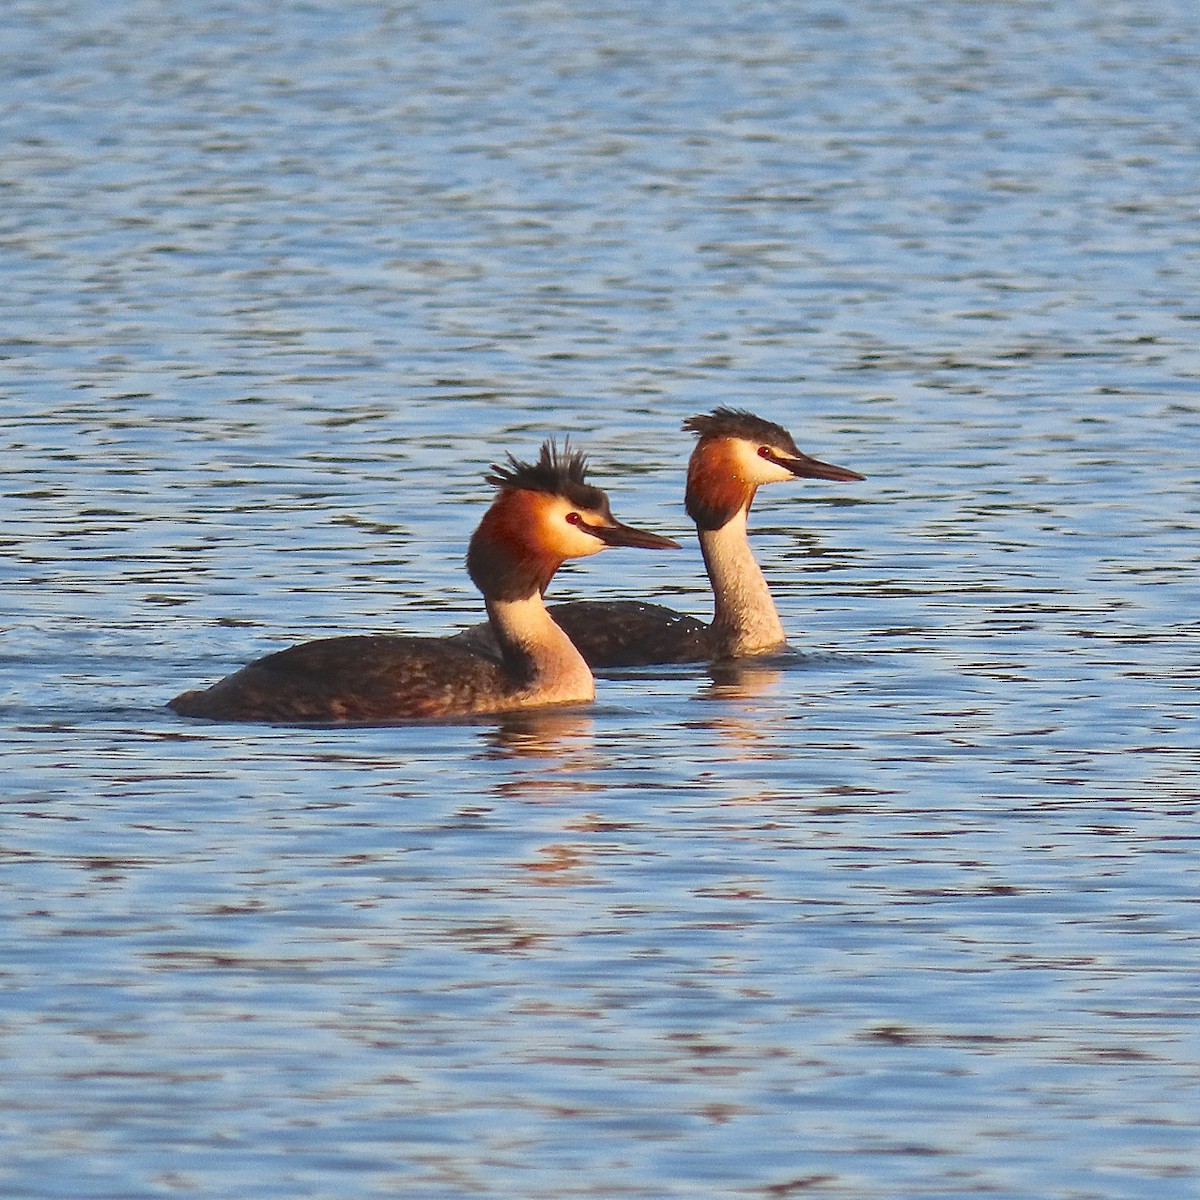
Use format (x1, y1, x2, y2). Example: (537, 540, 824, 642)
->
(565, 511, 583, 526)
(757, 446, 774, 459)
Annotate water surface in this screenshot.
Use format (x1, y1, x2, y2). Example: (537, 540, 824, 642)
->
(2, 1, 1199, 1197)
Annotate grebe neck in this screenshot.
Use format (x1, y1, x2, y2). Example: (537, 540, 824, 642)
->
(485, 593, 595, 705)
(698, 508, 787, 656)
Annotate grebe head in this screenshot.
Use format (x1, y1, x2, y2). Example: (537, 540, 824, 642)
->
(468, 441, 680, 601)
(682, 407, 864, 530)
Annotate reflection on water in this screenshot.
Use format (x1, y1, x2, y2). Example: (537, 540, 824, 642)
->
(3, 0, 1200, 1198)
(702, 657, 787, 703)
(480, 708, 598, 762)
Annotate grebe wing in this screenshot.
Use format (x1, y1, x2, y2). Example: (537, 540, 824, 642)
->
(169, 634, 519, 724)
(447, 622, 505, 661)
(548, 600, 712, 667)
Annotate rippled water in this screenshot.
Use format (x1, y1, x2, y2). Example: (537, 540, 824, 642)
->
(3, 1, 1200, 1197)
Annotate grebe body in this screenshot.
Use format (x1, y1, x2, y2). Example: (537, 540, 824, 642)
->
(169, 444, 678, 723)
(531, 599, 714, 666)
(454, 409, 863, 667)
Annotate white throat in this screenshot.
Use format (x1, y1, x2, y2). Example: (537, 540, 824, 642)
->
(485, 593, 595, 705)
(698, 508, 787, 656)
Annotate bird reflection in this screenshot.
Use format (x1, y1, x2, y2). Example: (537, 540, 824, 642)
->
(516, 840, 599, 886)
(479, 707, 597, 759)
(682, 655, 798, 761)
(699, 656, 788, 702)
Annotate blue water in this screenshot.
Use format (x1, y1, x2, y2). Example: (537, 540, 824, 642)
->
(3, 1, 1199, 1197)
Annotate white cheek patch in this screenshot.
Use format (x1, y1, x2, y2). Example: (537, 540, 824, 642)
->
(730, 439, 794, 485)
(545, 498, 607, 558)
(759, 455, 800, 485)
(572, 509, 612, 556)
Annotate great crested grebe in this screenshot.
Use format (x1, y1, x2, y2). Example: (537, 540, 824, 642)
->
(454, 409, 863, 666)
(168, 442, 679, 723)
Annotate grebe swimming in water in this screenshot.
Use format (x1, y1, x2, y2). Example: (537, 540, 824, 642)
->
(168, 442, 679, 723)
(454, 409, 863, 666)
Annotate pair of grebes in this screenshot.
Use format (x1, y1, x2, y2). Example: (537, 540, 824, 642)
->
(170, 409, 863, 723)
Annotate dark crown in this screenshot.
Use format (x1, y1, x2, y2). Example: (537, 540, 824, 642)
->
(485, 439, 607, 511)
(682, 407, 800, 456)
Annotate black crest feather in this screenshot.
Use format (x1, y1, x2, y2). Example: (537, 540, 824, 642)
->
(485, 440, 606, 510)
(682, 407, 801, 456)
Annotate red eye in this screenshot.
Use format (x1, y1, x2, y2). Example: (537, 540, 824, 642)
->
(757, 446, 773, 459)
(565, 512, 582, 525)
